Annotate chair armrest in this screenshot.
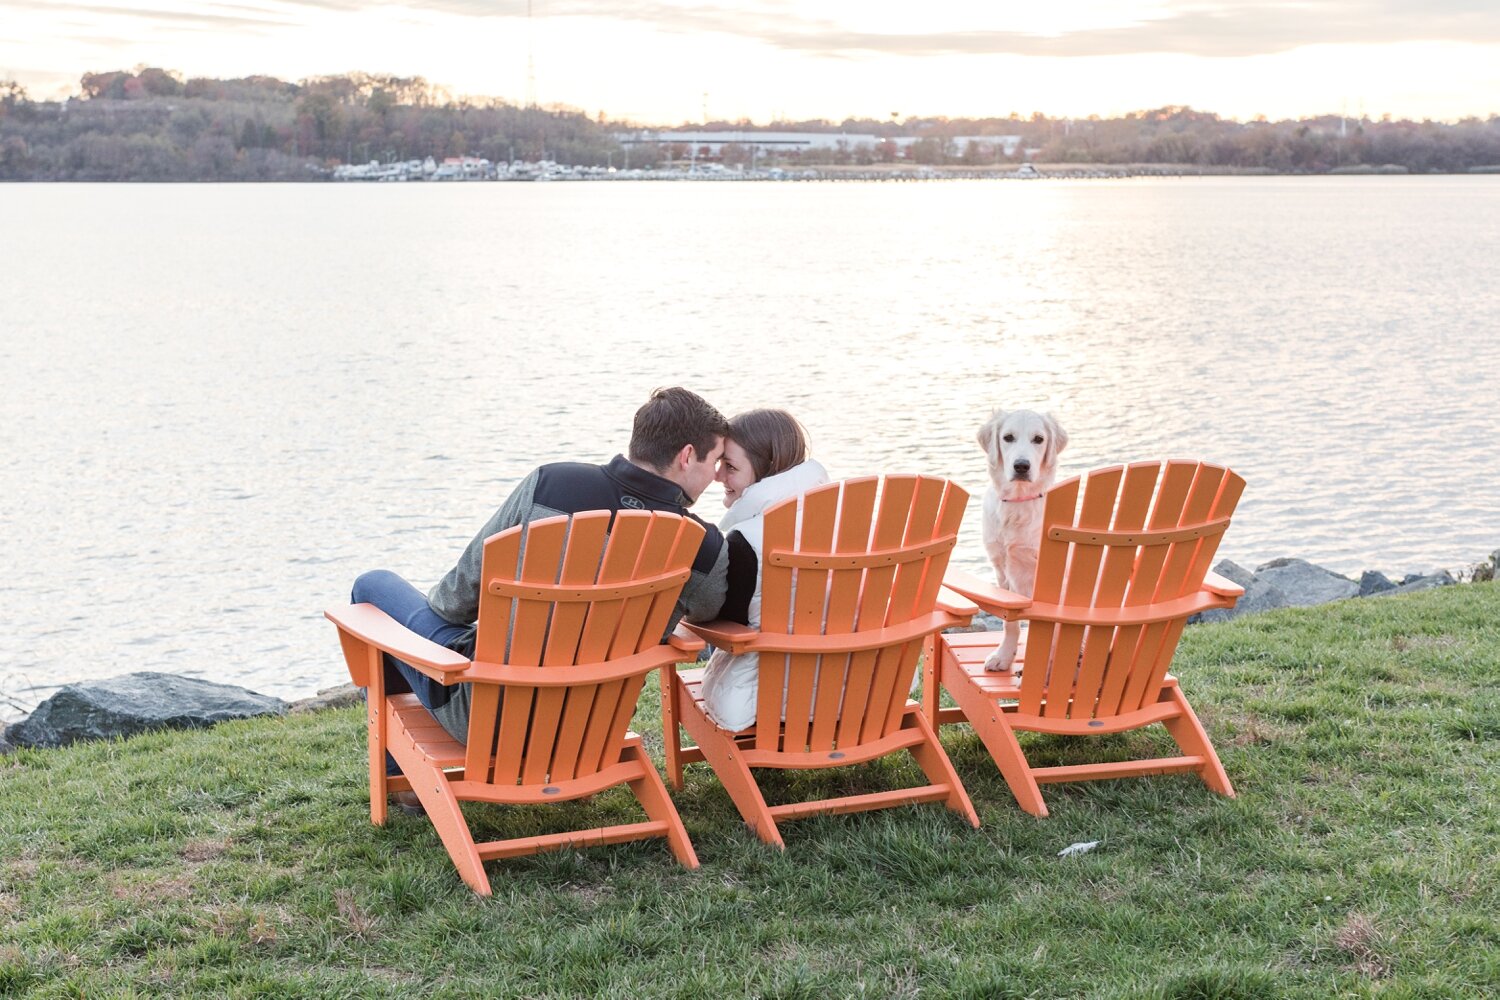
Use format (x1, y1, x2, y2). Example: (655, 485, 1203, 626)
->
(678, 619, 761, 654)
(326, 603, 471, 684)
(1201, 570, 1246, 599)
(942, 568, 1032, 618)
(935, 586, 980, 619)
(669, 623, 706, 656)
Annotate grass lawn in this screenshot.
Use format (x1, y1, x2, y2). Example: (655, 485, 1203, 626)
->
(2, 584, 1496, 998)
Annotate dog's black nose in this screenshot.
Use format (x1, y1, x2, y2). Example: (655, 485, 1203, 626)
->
(1012, 459, 1031, 475)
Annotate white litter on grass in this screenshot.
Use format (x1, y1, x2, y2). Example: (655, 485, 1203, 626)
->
(1057, 840, 1100, 858)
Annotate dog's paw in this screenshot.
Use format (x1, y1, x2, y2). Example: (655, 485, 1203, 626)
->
(983, 646, 1016, 672)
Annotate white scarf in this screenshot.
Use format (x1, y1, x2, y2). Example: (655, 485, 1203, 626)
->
(719, 458, 830, 537)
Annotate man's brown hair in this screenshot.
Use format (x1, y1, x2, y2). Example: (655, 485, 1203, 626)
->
(727, 408, 809, 482)
(629, 387, 730, 472)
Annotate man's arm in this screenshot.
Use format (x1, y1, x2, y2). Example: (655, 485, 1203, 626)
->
(426, 471, 539, 625)
(680, 530, 730, 623)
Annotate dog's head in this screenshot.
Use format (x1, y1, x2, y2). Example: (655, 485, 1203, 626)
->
(977, 408, 1069, 492)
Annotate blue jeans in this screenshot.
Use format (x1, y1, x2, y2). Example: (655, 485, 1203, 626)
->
(350, 570, 476, 775)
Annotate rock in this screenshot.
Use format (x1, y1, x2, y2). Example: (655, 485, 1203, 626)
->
(7, 672, 287, 749)
(974, 611, 1007, 632)
(1212, 559, 1254, 589)
(1359, 570, 1396, 596)
(1194, 573, 1290, 623)
(1371, 570, 1457, 597)
(943, 610, 1007, 634)
(1253, 558, 1359, 607)
(0, 722, 14, 756)
(288, 682, 363, 715)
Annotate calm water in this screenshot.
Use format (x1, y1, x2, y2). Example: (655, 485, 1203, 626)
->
(2, 178, 1497, 714)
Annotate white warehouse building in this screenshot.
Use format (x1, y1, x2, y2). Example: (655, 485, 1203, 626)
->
(615, 130, 1024, 159)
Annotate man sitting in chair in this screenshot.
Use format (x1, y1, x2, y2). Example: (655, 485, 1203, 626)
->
(349, 387, 731, 802)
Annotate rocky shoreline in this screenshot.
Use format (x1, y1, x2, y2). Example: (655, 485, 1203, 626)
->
(2, 551, 1494, 754)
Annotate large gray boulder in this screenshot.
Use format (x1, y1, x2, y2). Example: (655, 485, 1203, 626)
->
(1359, 570, 1396, 596)
(1253, 558, 1359, 607)
(288, 682, 363, 715)
(1193, 558, 1293, 623)
(1211, 559, 1255, 589)
(1371, 569, 1457, 597)
(7, 672, 287, 749)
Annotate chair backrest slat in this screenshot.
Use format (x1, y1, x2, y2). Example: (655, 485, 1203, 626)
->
(1021, 461, 1243, 722)
(1125, 462, 1238, 712)
(808, 477, 878, 751)
(464, 511, 702, 787)
(519, 515, 611, 785)
(779, 484, 839, 753)
(831, 478, 886, 748)
(569, 512, 653, 779)
(1069, 462, 1158, 721)
(754, 476, 966, 754)
(1040, 464, 1125, 721)
(1018, 478, 1078, 715)
(872, 475, 949, 738)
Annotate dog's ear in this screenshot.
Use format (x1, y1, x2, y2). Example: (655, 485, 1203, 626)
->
(1044, 413, 1069, 466)
(977, 409, 1005, 458)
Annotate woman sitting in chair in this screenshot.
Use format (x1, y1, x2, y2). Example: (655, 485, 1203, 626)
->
(701, 408, 829, 730)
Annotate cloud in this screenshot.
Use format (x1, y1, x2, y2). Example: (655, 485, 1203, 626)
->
(563, 1, 1500, 59)
(4, 1, 296, 32)
(7, 0, 1500, 60)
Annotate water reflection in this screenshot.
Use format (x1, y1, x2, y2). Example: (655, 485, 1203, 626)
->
(1, 178, 1497, 712)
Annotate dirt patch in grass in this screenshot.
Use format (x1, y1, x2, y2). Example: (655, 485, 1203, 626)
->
(1334, 912, 1393, 979)
(109, 874, 194, 902)
(565, 882, 613, 907)
(1226, 714, 1295, 747)
(334, 888, 377, 939)
(179, 838, 230, 863)
(3, 857, 39, 884)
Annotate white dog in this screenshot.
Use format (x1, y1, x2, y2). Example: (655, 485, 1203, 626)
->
(977, 408, 1069, 672)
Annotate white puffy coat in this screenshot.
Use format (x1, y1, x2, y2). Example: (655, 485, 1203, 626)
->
(698, 458, 830, 731)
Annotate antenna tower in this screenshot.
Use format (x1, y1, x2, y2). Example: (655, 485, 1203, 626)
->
(526, 0, 538, 108)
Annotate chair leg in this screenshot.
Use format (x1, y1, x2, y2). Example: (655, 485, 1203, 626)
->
(679, 702, 784, 848)
(624, 743, 700, 869)
(367, 661, 388, 827)
(903, 706, 979, 828)
(920, 636, 941, 724)
(1161, 686, 1235, 798)
(945, 674, 1049, 817)
(391, 739, 491, 896)
(661, 666, 685, 791)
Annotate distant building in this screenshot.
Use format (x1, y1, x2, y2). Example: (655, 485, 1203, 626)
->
(617, 130, 882, 157)
(615, 130, 1025, 161)
(950, 135, 1024, 157)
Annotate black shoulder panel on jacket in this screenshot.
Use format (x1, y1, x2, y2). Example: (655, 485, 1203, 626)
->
(532, 461, 723, 575)
(532, 463, 618, 514)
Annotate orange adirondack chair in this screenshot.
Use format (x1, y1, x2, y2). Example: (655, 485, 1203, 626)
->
(663, 475, 981, 847)
(925, 460, 1246, 817)
(327, 510, 707, 894)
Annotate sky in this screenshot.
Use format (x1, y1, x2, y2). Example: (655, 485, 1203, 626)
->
(3, 1, 1499, 123)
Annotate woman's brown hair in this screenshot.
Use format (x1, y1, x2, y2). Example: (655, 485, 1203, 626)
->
(727, 409, 809, 482)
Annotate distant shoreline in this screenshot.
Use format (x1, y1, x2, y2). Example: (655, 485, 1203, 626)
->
(6, 164, 1498, 185)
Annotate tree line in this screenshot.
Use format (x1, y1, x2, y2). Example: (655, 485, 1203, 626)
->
(0, 69, 620, 181)
(2, 69, 1498, 181)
